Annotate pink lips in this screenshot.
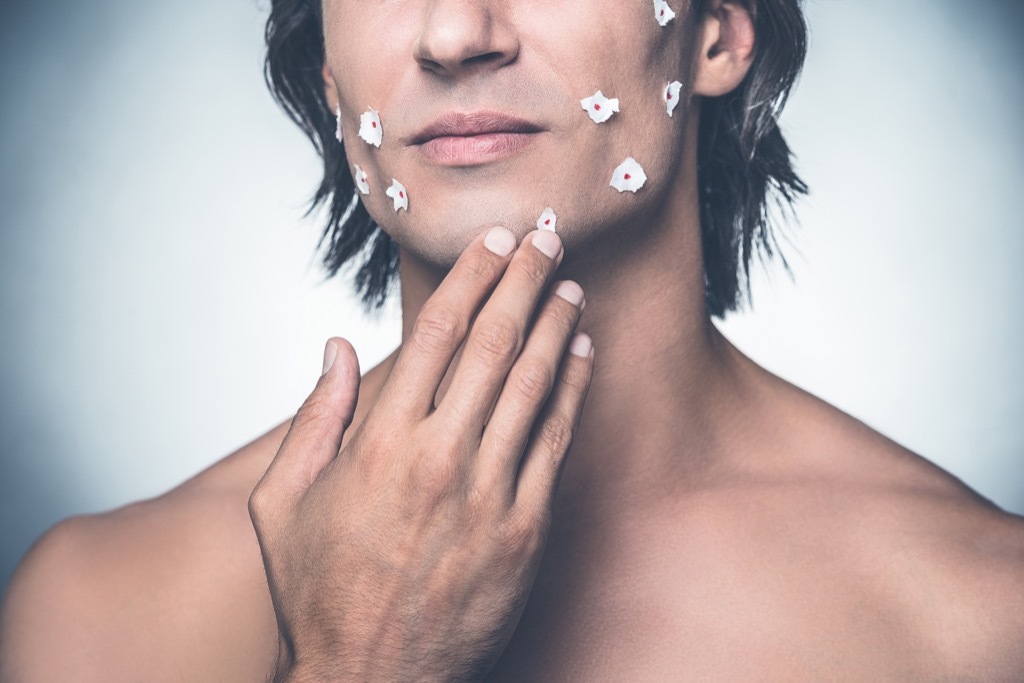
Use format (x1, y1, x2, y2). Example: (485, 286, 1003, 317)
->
(410, 111, 544, 166)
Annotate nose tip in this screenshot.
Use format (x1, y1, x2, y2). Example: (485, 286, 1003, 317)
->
(414, 3, 519, 78)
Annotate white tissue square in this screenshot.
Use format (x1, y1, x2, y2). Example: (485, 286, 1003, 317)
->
(537, 208, 557, 232)
(580, 91, 620, 124)
(358, 107, 383, 147)
(353, 164, 370, 195)
(385, 178, 408, 211)
(610, 157, 647, 193)
(664, 81, 682, 117)
(654, 0, 676, 27)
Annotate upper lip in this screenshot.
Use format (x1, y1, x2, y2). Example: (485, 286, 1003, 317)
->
(409, 111, 544, 145)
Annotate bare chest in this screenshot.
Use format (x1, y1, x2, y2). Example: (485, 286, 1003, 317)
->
(482, 521, 943, 682)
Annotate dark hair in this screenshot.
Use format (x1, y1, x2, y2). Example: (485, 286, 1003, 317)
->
(263, 0, 808, 319)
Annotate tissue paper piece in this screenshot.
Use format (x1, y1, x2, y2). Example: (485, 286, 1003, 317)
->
(335, 105, 344, 142)
(353, 164, 370, 195)
(537, 208, 557, 232)
(580, 91, 620, 124)
(664, 81, 682, 117)
(359, 107, 383, 147)
(610, 157, 647, 193)
(386, 179, 408, 211)
(653, 0, 676, 27)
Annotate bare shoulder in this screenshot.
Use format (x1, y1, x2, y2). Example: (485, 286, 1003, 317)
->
(776, 389, 1024, 675)
(855, 443, 1024, 676)
(0, 348, 397, 682)
(0, 422, 288, 683)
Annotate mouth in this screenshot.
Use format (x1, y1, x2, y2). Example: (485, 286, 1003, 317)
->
(410, 111, 545, 166)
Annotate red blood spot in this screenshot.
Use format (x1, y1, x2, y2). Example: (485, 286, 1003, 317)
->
(660, 9, 665, 16)
(372, 121, 377, 128)
(667, 92, 673, 100)
(624, 173, 632, 180)
(544, 219, 551, 225)
(399, 191, 404, 199)
(594, 103, 601, 111)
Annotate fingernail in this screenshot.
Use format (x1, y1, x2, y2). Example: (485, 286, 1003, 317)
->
(484, 226, 516, 256)
(553, 280, 585, 307)
(322, 340, 338, 376)
(568, 333, 593, 358)
(532, 230, 562, 260)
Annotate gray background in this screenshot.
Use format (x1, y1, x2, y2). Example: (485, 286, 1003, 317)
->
(1, 0, 1022, 595)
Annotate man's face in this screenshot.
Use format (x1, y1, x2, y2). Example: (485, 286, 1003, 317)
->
(322, 0, 700, 264)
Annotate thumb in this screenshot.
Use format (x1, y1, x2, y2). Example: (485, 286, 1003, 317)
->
(267, 337, 362, 498)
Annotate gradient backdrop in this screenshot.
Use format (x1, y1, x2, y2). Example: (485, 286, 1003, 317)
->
(1, 0, 1022, 594)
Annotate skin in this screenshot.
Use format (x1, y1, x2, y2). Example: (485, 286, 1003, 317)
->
(3, 0, 1024, 680)
(251, 227, 597, 681)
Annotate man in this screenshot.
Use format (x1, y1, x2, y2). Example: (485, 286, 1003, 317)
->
(2, 0, 1023, 680)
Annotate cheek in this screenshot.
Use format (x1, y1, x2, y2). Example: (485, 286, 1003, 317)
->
(323, 6, 414, 116)
(540, 8, 650, 76)
(323, 4, 419, 216)
(543, 5, 684, 121)
(560, 26, 686, 153)
(550, 37, 692, 228)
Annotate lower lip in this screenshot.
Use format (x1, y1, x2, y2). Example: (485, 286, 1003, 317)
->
(417, 132, 539, 166)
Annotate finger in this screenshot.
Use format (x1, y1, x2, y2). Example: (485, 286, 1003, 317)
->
(476, 280, 585, 502)
(513, 333, 594, 518)
(379, 226, 517, 420)
(261, 337, 361, 501)
(434, 229, 565, 434)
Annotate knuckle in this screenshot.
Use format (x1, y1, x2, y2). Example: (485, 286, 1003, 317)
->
(297, 389, 330, 419)
(409, 448, 463, 503)
(411, 306, 464, 355)
(483, 403, 521, 446)
(247, 481, 276, 526)
(470, 315, 521, 366)
(292, 395, 335, 435)
(537, 414, 574, 458)
(509, 359, 555, 403)
(497, 506, 542, 555)
(516, 249, 551, 284)
(548, 293, 582, 329)
(463, 248, 494, 281)
(558, 354, 592, 392)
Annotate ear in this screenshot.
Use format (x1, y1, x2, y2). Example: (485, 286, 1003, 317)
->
(692, 0, 756, 98)
(322, 61, 339, 111)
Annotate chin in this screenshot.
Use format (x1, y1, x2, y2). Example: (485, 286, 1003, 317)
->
(400, 183, 549, 233)
(367, 158, 651, 254)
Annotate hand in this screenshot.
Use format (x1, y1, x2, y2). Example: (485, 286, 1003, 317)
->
(249, 226, 594, 682)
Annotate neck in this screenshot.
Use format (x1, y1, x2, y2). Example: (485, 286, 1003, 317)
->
(388, 149, 762, 529)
